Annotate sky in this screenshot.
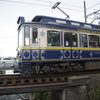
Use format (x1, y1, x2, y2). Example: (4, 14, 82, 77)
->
(0, 0, 100, 57)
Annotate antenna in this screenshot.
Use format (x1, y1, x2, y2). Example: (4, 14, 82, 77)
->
(52, 2, 70, 19)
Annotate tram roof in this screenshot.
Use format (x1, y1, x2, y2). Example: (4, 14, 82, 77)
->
(17, 15, 100, 30)
(32, 15, 100, 29)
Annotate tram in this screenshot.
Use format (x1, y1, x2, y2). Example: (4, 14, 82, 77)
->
(15, 15, 100, 76)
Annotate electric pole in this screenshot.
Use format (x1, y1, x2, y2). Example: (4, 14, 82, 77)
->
(84, 1, 87, 23)
(84, 1, 100, 25)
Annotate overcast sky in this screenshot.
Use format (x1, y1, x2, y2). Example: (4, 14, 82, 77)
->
(0, 0, 100, 57)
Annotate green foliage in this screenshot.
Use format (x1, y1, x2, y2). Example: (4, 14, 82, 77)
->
(33, 91, 50, 100)
(85, 84, 100, 100)
(0, 71, 3, 74)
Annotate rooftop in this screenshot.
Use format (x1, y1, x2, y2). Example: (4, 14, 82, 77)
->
(17, 15, 100, 30)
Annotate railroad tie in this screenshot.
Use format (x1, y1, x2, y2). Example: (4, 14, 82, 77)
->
(38, 79, 42, 83)
(21, 79, 25, 85)
(45, 78, 50, 83)
(3, 79, 7, 86)
(60, 77, 65, 82)
(29, 79, 34, 84)
(12, 79, 16, 85)
(53, 78, 57, 82)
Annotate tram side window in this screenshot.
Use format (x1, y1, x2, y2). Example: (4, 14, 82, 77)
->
(81, 34, 88, 47)
(72, 33, 78, 47)
(89, 35, 99, 48)
(47, 30, 60, 46)
(24, 26, 30, 46)
(32, 27, 38, 46)
(19, 29, 22, 47)
(64, 32, 70, 47)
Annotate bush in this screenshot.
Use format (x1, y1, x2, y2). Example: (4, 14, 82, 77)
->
(0, 71, 3, 74)
(85, 75, 100, 100)
(85, 84, 100, 100)
(33, 91, 50, 100)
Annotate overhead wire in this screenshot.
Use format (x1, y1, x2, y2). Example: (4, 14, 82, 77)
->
(0, 0, 49, 7)
(36, 0, 100, 9)
(0, 0, 84, 12)
(32, 0, 100, 13)
(1, 0, 99, 13)
(87, 2, 100, 9)
(33, 0, 83, 9)
(34, 0, 53, 3)
(60, 7, 84, 12)
(0, 0, 99, 13)
(0, 0, 99, 21)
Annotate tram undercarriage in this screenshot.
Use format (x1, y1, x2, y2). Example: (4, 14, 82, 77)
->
(14, 61, 100, 75)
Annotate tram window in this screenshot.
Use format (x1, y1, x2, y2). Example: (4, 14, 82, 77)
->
(18, 29, 22, 47)
(32, 27, 38, 46)
(72, 33, 78, 47)
(64, 32, 70, 47)
(81, 34, 88, 47)
(24, 26, 30, 46)
(89, 35, 99, 48)
(47, 30, 60, 46)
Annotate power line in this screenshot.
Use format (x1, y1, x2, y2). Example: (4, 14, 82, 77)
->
(0, 0, 84, 13)
(28, 0, 100, 13)
(0, 0, 50, 7)
(33, 0, 83, 9)
(34, 0, 52, 3)
(33, 0, 92, 12)
(61, 7, 84, 12)
(87, 2, 100, 9)
(61, 3, 83, 9)
(0, 0, 99, 15)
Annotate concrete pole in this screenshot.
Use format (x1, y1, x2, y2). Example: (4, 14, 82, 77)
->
(84, 1, 87, 23)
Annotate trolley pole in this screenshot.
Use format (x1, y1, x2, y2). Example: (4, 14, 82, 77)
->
(52, 2, 70, 19)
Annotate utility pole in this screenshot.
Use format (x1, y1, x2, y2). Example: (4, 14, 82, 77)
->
(84, 1, 87, 23)
(84, 1, 100, 25)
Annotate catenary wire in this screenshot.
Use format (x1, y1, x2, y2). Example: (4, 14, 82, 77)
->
(32, 0, 99, 11)
(0, 0, 50, 7)
(0, 0, 99, 18)
(0, 0, 99, 13)
(0, 0, 84, 12)
(33, 0, 83, 9)
(87, 2, 100, 9)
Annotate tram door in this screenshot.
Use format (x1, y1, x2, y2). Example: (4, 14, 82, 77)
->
(71, 33, 79, 59)
(32, 27, 40, 60)
(64, 32, 78, 59)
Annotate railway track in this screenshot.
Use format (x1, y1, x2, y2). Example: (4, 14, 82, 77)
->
(0, 69, 100, 87)
(0, 69, 100, 95)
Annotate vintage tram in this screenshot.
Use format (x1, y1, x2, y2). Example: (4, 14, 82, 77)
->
(15, 15, 100, 76)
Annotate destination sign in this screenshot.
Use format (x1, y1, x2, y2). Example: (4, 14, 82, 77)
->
(78, 29, 100, 34)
